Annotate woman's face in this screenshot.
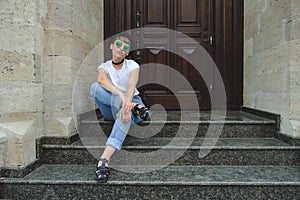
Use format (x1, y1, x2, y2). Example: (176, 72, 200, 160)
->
(110, 39, 130, 59)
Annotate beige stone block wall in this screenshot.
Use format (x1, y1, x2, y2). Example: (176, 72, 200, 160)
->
(284, 0, 300, 138)
(0, 0, 45, 167)
(0, 133, 8, 167)
(0, 113, 43, 167)
(42, 0, 103, 136)
(0, 0, 103, 167)
(0, 83, 43, 113)
(244, 0, 300, 138)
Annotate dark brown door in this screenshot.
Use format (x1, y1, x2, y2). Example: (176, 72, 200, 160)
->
(104, 0, 243, 110)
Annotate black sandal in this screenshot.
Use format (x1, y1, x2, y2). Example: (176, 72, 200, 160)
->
(95, 158, 110, 182)
(133, 104, 149, 121)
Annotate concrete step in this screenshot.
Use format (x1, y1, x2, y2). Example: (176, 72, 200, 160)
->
(40, 137, 300, 166)
(1, 164, 299, 199)
(79, 111, 277, 138)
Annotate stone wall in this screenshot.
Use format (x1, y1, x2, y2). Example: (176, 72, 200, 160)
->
(0, 0, 45, 167)
(244, 0, 300, 138)
(288, 0, 300, 137)
(0, 0, 103, 167)
(42, 0, 103, 135)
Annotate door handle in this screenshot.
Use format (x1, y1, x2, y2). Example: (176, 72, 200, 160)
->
(201, 31, 209, 42)
(136, 10, 141, 28)
(136, 10, 141, 56)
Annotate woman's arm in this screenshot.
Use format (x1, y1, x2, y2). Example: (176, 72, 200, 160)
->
(97, 67, 139, 124)
(120, 68, 139, 124)
(97, 68, 127, 108)
(121, 68, 140, 124)
(98, 68, 132, 124)
(97, 68, 123, 97)
(125, 68, 139, 102)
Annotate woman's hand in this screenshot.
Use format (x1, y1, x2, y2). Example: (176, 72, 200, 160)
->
(120, 95, 134, 124)
(120, 107, 131, 124)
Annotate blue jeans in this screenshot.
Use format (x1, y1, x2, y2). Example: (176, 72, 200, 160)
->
(90, 82, 144, 150)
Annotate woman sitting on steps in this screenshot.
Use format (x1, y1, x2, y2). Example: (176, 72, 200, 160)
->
(90, 33, 149, 182)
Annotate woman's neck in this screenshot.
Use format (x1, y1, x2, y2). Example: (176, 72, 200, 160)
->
(112, 58, 124, 70)
(112, 58, 124, 65)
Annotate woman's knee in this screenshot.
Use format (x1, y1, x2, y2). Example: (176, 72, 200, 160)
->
(133, 95, 145, 107)
(90, 82, 107, 98)
(90, 82, 98, 97)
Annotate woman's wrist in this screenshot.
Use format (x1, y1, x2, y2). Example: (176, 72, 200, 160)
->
(116, 90, 124, 98)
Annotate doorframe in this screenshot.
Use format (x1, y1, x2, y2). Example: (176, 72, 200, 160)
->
(212, 0, 244, 109)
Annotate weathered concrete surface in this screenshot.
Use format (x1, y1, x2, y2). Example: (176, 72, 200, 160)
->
(244, 0, 300, 138)
(0, 0, 103, 167)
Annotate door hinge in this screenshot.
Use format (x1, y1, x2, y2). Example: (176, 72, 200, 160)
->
(209, 36, 213, 45)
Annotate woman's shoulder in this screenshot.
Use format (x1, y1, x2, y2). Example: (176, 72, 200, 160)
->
(98, 60, 112, 69)
(125, 59, 139, 68)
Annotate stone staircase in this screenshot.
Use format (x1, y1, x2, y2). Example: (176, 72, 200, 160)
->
(1, 108, 300, 199)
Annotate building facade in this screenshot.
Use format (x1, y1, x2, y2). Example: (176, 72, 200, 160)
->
(0, 0, 299, 168)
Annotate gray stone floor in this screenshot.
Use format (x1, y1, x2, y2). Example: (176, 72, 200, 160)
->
(16, 164, 300, 185)
(84, 110, 275, 123)
(74, 137, 291, 148)
(1, 110, 299, 199)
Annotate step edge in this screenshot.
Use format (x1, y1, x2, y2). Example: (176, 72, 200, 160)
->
(42, 144, 300, 150)
(81, 120, 276, 125)
(1, 179, 300, 186)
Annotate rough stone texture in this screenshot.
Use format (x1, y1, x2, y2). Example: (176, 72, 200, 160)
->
(0, 0, 103, 167)
(0, 132, 7, 167)
(42, 0, 103, 138)
(0, 0, 45, 167)
(286, 0, 300, 138)
(0, 50, 35, 82)
(0, 112, 43, 167)
(1, 165, 300, 199)
(0, 83, 43, 113)
(244, 0, 300, 138)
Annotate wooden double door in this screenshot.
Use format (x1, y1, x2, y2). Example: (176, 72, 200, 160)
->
(104, 0, 243, 110)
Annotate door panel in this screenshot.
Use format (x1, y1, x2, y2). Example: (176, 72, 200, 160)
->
(134, 0, 173, 97)
(133, 0, 212, 109)
(173, 0, 212, 109)
(144, 0, 168, 26)
(213, 0, 244, 109)
(104, 0, 244, 110)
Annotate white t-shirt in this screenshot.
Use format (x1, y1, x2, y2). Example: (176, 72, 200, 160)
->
(98, 59, 140, 96)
